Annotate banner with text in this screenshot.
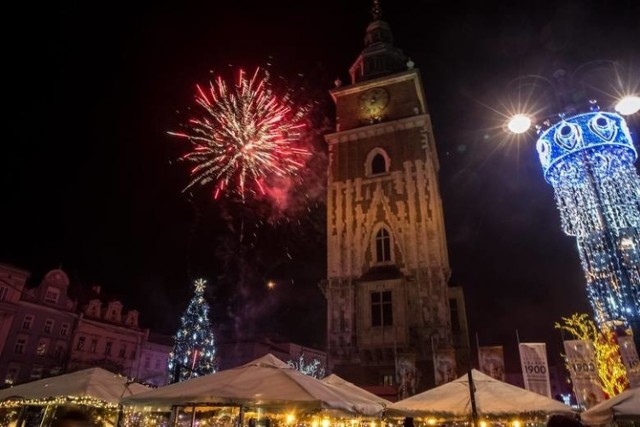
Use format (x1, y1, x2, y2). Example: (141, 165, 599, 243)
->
(563, 339, 605, 409)
(618, 335, 640, 388)
(433, 348, 457, 385)
(478, 346, 505, 381)
(518, 342, 551, 397)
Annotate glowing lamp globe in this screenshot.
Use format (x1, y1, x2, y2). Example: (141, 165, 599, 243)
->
(615, 95, 640, 116)
(507, 114, 532, 134)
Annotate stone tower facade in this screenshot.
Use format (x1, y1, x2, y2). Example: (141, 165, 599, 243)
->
(321, 8, 467, 393)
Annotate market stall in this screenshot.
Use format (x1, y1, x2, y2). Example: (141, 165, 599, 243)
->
(386, 370, 573, 426)
(580, 387, 640, 425)
(122, 354, 386, 427)
(0, 367, 149, 426)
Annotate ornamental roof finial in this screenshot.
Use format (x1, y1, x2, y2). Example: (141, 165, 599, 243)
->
(371, 0, 383, 21)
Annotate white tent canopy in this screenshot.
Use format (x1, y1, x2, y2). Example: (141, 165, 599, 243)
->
(0, 367, 149, 405)
(580, 387, 640, 425)
(387, 369, 573, 418)
(122, 354, 385, 416)
(322, 374, 392, 407)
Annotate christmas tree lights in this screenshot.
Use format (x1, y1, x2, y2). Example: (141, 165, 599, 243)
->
(168, 279, 217, 383)
(536, 110, 640, 332)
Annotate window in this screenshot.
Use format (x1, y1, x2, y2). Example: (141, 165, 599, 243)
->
(36, 338, 49, 357)
(44, 287, 60, 304)
(30, 365, 43, 379)
(130, 348, 136, 360)
(375, 228, 391, 263)
(383, 374, 394, 386)
(144, 357, 151, 369)
(89, 339, 97, 353)
(104, 342, 112, 356)
(0, 286, 8, 301)
(154, 359, 161, 370)
(449, 299, 461, 332)
(4, 363, 20, 385)
(44, 319, 54, 334)
(14, 337, 27, 354)
(76, 336, 85, 351)
(22, 315, 34, 330)
(60, 323, 69, 337)
(119, 345, 126, 358)
(371, 291, 393, 327)
(371, 153, 386, 174)
(365, 148, 389, 176)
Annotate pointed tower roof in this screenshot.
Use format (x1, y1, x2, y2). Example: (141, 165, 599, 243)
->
(349, 0, 408, 84)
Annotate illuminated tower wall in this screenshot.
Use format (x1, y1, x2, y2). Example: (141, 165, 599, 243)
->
(320, 7, 469, 392)
(536, 111, 640, 333)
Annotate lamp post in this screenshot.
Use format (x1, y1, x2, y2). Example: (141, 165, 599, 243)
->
(505, 65, 640, 351)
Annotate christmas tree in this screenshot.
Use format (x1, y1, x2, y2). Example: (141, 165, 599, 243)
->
(168, 278, 217, 383)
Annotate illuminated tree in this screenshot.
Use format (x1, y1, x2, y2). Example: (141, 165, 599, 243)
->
(555, 313, 629, 397)
(168, 279, 217, 383)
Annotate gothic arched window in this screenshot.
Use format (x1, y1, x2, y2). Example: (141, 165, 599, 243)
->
(371, 153, 386, 174)
(365, 148, 390, 176)
(375, 228, 391, 263)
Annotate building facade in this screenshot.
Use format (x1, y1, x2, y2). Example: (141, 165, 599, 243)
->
(138, 334, 173, 387)
(0, 264, 171, 387)
(67, 296, 147, 379)
(0, 268, 76, 385)
(0, 264, 30, 357)
(320, 10, 468, 392)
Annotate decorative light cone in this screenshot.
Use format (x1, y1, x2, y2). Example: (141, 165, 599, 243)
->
(536, 111, 640, 332)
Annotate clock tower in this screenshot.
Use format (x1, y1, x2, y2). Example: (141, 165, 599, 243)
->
(320, 2, 469, 393)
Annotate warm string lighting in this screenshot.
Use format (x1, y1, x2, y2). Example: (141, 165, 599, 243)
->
(0, 395, 119, 409)
(118, 405, 552, 427)
(555, 313, 629, 397)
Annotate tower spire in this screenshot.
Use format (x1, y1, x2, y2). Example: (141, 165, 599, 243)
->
(349, 0, 407, 83)
(371, 0, 383, 21)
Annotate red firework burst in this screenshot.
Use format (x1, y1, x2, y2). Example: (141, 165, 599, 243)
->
(169, 68, 310, 199)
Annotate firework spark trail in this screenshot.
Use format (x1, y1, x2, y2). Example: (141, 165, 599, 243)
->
(169, 67, 311, 200)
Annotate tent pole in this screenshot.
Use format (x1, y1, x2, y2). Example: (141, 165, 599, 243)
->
(467, 369, 479, 427)
(190, 404, 197, 427)
(238, 405, 245, 427)
(169, 406, 178, 427)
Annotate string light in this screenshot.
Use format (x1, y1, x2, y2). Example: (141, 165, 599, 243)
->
(536, 111, 640, 329)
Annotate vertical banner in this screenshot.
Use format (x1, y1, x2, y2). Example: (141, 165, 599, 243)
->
(563, 340, 605, 409)
(478, 346, 505, 381)
(396, 354, 417, 400)
(518, 342, 552, 397)
(433, 348, 457, 385)
(618, 335, 640, 388)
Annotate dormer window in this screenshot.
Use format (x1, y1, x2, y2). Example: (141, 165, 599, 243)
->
(365, 148, 390, 177)
(106, 301, 123, 322)
(86, 300, 102, 318)
(44, 287, 60, 304)
(125, 311, 139, 327)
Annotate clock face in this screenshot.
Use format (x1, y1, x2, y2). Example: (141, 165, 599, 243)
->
(359, 87, 390, 117)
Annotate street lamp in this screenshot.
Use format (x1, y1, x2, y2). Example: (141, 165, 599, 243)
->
(505, 64, 640, 350)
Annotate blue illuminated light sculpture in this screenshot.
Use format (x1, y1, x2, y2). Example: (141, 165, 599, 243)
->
(535, 107, 640, 332)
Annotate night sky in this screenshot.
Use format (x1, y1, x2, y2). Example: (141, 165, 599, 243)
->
(3, 0, 640, 372)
